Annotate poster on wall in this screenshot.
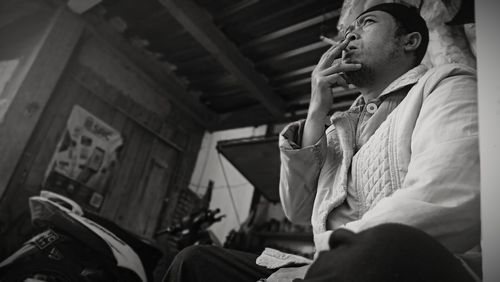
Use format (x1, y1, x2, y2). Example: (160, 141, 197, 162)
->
(44, 105, 123, 211)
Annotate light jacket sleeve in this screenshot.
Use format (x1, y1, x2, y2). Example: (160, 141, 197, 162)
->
(279, 120, 328, 225)
(343, 67, 480, 253)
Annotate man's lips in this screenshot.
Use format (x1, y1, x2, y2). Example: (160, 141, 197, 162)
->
(342, 49, 355, 58)
(345, 44, 357, 51)
(341, 49, 360, 65)
(343, 43, 359, 56)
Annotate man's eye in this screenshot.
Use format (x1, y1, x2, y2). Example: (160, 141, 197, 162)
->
(363, 18, 375, 25)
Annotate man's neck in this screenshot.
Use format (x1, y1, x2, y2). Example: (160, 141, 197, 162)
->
(359, 85, 386, 102)
(358, 66, 411, 102)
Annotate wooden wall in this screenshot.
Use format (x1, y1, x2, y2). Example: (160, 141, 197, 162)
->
(0, 1, 205, 259)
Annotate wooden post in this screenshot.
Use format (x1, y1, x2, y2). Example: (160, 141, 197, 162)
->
(477, 2, 500, 280)
(0, 6, 84, 199)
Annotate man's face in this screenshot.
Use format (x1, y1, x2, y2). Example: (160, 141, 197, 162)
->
(341, 11, 405, 85)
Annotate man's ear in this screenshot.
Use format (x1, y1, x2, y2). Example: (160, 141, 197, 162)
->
(403, 31, 422, 52)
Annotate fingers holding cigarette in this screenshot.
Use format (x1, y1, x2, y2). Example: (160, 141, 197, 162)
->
(318, 37, 351, 67)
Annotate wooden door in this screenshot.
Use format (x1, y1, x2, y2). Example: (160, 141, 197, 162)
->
(112, 138, 179, 237)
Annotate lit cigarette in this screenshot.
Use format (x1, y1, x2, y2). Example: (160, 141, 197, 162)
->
(320, 35, 340, 46)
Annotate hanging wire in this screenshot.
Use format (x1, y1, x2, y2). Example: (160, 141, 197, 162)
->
(217, 153, 242, 226)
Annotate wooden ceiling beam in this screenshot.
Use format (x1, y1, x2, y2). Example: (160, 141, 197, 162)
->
(276, 77, 312, 89)
(242, 9, 341, 49)
(223, 0, 320, 32)
(257, 41, 328, 66)
(212, 98, 356, 131)
(81, 9, 217, 129)
(271, 65, 316, 81)
(288, 100, 353, 118)
(217, 0, 260, 18)
(288, 89, 360, 105)
(213, 105, 275, 131)
(159, 0, 287, 118)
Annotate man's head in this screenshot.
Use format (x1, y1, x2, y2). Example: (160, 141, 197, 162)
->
(356, 3, 429, 65)
(341, 3, 429, 88)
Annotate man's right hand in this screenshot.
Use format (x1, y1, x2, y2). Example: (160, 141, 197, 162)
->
(302, 38, 361, 147)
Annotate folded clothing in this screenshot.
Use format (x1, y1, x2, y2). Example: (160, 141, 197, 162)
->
(256, 247, 312, 269)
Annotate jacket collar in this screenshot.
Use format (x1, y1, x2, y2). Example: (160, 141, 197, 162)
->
(350, 64, 428, 107)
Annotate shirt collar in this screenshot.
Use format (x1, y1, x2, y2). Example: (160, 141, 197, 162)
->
(380, 64, 428, 97)
(350, 64, 428, 107)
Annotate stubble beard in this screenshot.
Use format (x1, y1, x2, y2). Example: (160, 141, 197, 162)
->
(343, 40, 403, 88)
(341, 51, 376, 88)
(343, 65, 375, 88)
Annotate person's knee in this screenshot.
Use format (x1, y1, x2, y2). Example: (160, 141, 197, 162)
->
(306, 223, 474, 282)
(173, 245, 216, 266)
(163, 245, 219, 282)
(329, 223, 443, 254)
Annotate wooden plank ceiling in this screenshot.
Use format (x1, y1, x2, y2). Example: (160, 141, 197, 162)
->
(86, 0, 360, 130)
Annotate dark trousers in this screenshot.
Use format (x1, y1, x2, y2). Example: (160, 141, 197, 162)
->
(162, 223, 477, 282)
(162, 244, 275, 282)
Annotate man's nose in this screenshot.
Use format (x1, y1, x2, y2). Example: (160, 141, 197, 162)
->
(346, 32, 358, 41)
